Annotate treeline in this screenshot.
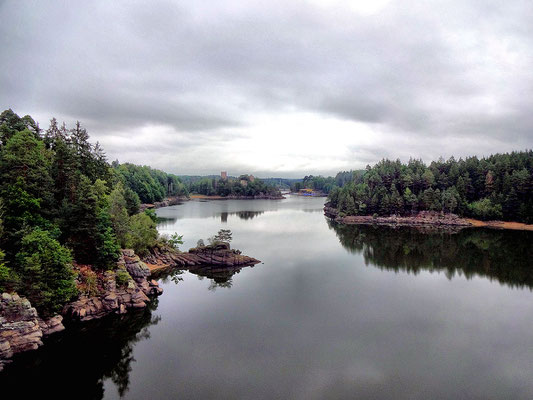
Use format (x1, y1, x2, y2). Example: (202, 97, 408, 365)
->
(187, 175, 281, 197)
(290, 171, 363, 194)
(327, 152, 533, 223)
(0, 109, 164, 315)
(112, 162, 188, 204)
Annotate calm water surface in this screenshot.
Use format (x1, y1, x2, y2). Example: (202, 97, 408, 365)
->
(2, 196, 533, 399)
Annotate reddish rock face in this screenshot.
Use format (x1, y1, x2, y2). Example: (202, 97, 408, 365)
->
(62, 250, 163, 322)
(325, 207, 472, 229)
(0, 293, 64, 371)
(142, 243, 261, 271)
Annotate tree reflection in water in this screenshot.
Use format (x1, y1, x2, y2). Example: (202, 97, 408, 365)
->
(220, 210, 264, 223)
(154, 263, 259, 291)
(0, 299, 161, 399)
(328, 221, 533, 289)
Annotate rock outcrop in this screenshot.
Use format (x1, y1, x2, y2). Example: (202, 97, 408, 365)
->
(325, 204, 472, 229)
(0, 293, 65, 372)
(139, 196, 187, 212)
(62, 250, 163, 322)
(1, 249, 163, 371)
(142, 242, 260, 272)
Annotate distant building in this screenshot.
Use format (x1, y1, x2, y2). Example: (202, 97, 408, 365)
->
(249, 175, 255, 182)
(240, 179, 248, 187)
(221, 171, 227, 180)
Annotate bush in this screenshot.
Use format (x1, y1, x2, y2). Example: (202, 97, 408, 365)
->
(144, 209, 158, 223)
(168, 233, 183, 250)
(468, 198, 503, 220)
(77, 268, 99, 297)
(115, 269, 131, 288)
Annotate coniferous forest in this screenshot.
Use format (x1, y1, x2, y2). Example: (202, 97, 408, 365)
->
(327, 153, 533, 223)
(0, 109, 184, 315)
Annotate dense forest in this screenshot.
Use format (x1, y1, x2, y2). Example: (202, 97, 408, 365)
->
(186, 175, 281, 197)
(0, 109, 172, 315)
(327, 152, 533, 223)
(290, 171, 363, 194)
(112, 162, 188, 204)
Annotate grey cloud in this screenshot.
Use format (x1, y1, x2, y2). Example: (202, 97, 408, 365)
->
(0, 0, 532, 176)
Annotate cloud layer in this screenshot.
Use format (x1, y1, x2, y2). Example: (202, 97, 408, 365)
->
(1, 0, 532, 177)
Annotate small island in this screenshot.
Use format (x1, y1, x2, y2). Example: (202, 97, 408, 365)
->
(184, 172, 284, 200)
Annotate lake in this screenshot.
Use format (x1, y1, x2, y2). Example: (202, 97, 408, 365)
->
(2, 195, 533, 399)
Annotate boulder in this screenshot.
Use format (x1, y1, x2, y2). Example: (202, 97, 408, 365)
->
(0, 293, 65, 371)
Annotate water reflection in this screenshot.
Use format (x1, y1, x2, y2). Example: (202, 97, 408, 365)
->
(153, 263, 260, 291)
(328, 221, 533, 289)
(0, 300, 161, 399)
(220, 210, 264, 222)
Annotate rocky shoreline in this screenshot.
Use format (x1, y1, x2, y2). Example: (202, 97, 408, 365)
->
(324, 204, 472, 228)
(62, 250, 163, 322)
(190, 194, 285, 200)
(324, 203, 533, 231)
(0, 243, 259, 372)
(140, 193, 285, 212)
(0, 249, 163, 371)
(142, 242, 261, 273)
(139, 195, 188, 212)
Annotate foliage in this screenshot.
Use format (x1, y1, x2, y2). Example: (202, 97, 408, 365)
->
(0, 249, 18, 293)
(109, 183, 131, 248)
(214, 229, 233, 243)
(126, 213, 158, 255)
(207, 229, 233, 246)
(15, 229, 77, 316)
(144, 209, 158, 223)
(0, 108, 188, 316)
(115, 269, 131, 288)
(327, 152, 533, 223)
(187, 175, 281, 198)
(168, 233, 184, 250)
(77, 268, 99, 297)
(112, 162, 188, 204)
(468, 198, 503, 220)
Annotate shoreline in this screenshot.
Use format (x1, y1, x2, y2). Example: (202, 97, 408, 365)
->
(189, 194, 285, 200)
(324, 206, 533, 232)
(1, 243, 260, 372)
(140, 193, 285, 211)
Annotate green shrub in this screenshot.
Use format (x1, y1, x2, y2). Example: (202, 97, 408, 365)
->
(115, 269, 131, 288)
(468, 198, 503, 220)
(15, 229, 77, 316)
(126, 213, 158, 255)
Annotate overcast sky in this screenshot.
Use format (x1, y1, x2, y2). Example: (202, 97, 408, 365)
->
(1, 0, 532, 177)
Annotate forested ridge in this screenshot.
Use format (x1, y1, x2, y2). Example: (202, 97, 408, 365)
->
(0, 109, 182, 315)
(290, 171, 363, 194)
(327, 152, 533, 223)
(184, 175, 281, 197)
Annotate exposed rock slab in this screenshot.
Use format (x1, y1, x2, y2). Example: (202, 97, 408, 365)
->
(325, 205, 472, 228)
(139, 196, 187, 211)
(142, 242, 260, 272)
(62, 250, 163, 322)
(0, 293, 64, 372)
